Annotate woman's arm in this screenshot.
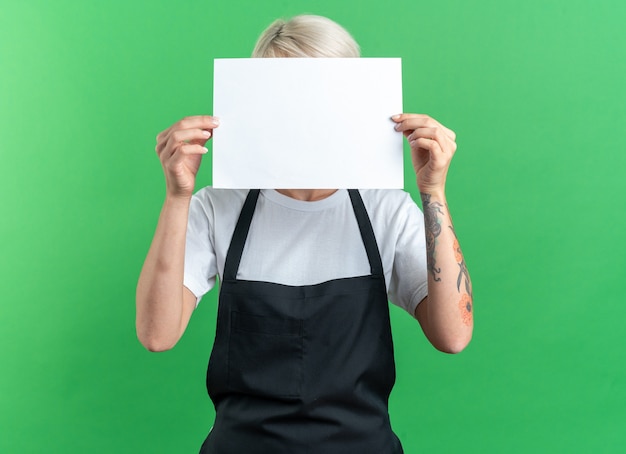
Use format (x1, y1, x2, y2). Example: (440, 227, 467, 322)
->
(136, 196, 198, 352)
(392, 114, 473, 353)
(136, 115, 219, 352)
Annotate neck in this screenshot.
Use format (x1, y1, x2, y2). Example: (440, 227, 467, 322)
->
(275, 189, 338, 201)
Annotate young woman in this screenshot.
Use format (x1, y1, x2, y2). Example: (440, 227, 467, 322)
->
(137, 15, 473, 454)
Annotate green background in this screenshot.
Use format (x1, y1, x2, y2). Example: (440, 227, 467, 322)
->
(1, 0, 625, 452)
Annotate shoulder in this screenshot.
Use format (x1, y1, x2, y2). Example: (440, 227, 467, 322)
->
(359, 189, 424, 241)
(359, 188, 415, 204)
(188, 188, 249, 232)
(193, 187, 249, 204)
(191, 187, 248, 215)
(359, 189, 421, 218)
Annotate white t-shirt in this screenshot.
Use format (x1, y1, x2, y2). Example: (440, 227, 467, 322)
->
(184, 188, 428, 316)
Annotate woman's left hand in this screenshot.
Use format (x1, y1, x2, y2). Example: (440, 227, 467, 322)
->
(392, 114, 457, 196)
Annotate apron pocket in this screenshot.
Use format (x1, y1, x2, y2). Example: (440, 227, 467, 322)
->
(228, 311, 303, 398)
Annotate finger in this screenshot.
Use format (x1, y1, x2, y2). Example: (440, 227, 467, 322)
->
(159, 115, 220, 147)
(407, 127, 438, 142)
(412, 137, 443, 157)
(165, 143, 209, 165)
(394, 115, 438, 133)
(409, 128, 456, 154)
(412, 138, 453, 176)
(445, 127, 456, 141)
(391, 113, 426, 122)
(178, 143, 209, 156)
(393, 114, 455, 141)
(170, 128, 212, 145)
(158, 128, 212, 158)
(407, 127, 447, 149)
(177, 115, 220, 131)
(402, 121, 456, 143)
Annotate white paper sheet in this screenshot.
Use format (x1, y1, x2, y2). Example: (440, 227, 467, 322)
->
(212, 58, 403, 188)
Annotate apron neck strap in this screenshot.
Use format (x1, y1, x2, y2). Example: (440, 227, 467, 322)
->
(223, 189, 384, 281)
(347, 189, 384, 277)
(223, 189, 261, 281)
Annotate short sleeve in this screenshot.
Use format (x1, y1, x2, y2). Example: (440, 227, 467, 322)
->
(183, 192, 218, 305)
(387, 194, 429, 317)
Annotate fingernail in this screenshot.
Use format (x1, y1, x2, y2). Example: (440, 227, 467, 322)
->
(202, 147, 208, 154)
(202, 130, 211, 137)
(212, 117, 220, 125)
(394, 123, 401, 130)
(392, 114, 401, 120)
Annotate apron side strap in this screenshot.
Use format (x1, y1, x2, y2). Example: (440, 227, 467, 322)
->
(347, 189, 384, 277)
(223, 189, 261, 281)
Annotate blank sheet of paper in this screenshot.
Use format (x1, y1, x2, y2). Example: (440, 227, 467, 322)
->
(212, 58, 403, 188)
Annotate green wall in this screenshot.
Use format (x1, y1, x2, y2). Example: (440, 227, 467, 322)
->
(1, 0, 625, 452)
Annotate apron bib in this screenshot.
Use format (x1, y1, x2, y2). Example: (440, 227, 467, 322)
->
(200, 189, 403, 454)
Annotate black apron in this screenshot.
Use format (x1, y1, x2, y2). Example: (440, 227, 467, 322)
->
(200, 189, 403, 454)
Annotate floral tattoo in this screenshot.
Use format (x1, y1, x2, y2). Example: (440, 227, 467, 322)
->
(459, 294, 473, 326)
(450, 226, 473, 325)
(421, 194, 473, 326)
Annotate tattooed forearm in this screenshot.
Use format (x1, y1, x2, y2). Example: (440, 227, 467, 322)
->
(450, 226, 472, 295)
(459, 294, 473, 326)
(449, 226, 473, 325)
(421, 193, 444, 282)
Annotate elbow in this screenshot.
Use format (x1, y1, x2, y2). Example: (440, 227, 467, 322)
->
(437, 342, 469, 354)
(135, 304, 182, 352)
(141, 339, 176, 353)
(433, 333, 472, 354)
(139, 336, 176, 353)
(136, 328, 178, 353)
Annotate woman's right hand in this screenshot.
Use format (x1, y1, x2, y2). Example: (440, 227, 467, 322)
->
(155, 115, 220, 199)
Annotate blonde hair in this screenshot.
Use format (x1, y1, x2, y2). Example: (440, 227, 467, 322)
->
(252, 15, 360, 58)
